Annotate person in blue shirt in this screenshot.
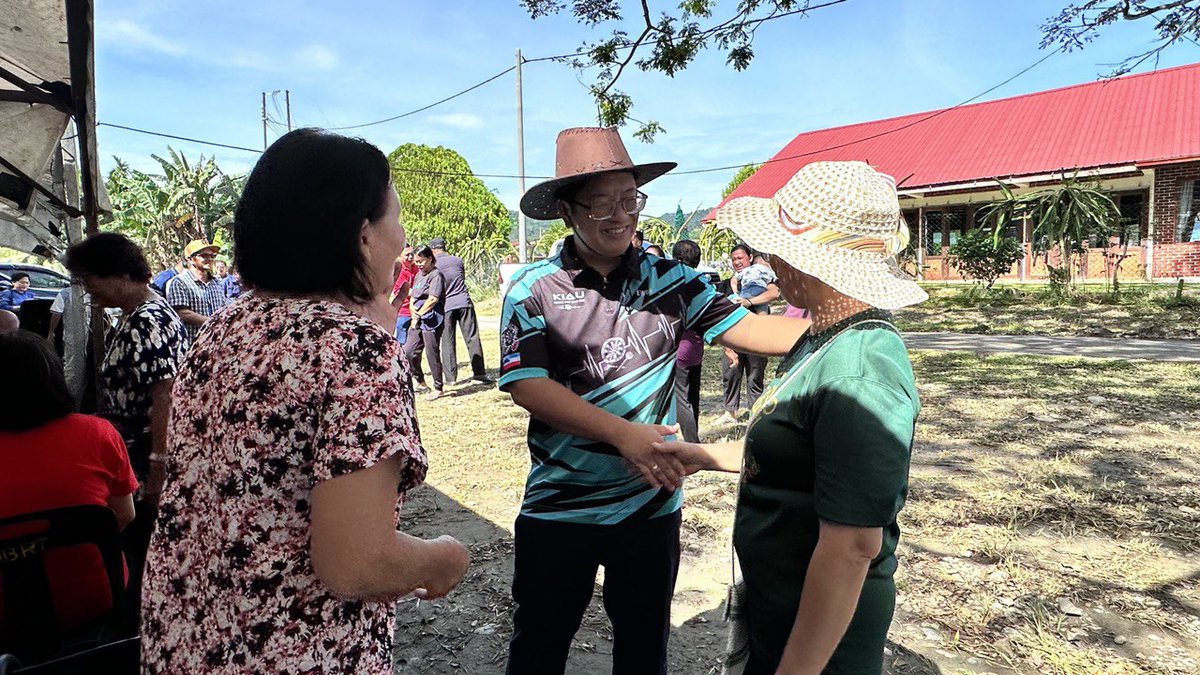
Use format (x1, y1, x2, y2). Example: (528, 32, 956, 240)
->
(150, 260, 183, 296)
(0, 272, 36, 312)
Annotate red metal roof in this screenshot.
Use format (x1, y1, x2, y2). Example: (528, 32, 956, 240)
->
(714, 62, 1200, 211)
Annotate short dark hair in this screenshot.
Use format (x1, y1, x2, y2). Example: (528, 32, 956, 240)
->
(645, 245, 664, 257)
(0, 331, 74, 431)
(672, 239, 701, 268)
(234, 128, 390, 303)
(63, 232, 152, 282)
(730, 243, 754, 258)
(10, 272, 29, 283)
(634, 230, 645, 241)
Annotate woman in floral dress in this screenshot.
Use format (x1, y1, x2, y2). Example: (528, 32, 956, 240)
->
(140, 129, 470, 674)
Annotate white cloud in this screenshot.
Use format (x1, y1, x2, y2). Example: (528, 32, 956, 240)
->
(100, 18, 186, 57)
(428, 113, 485, 130)
(295, 45, 340, 72)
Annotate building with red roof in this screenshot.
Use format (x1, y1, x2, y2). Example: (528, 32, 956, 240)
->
(713, 62, 1200, 281)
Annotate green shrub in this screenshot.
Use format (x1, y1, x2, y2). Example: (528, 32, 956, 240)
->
(947, 229, 1024, 289)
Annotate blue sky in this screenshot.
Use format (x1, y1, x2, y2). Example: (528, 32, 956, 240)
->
(95, 0, 1199, 217)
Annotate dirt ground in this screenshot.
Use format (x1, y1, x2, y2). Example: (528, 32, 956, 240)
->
(393, 331, 1200, 674)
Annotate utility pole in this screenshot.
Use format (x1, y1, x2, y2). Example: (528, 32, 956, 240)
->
(516, 48, 527, 263)
(261, 92, 268, 150)
(285, 90, 292, 131)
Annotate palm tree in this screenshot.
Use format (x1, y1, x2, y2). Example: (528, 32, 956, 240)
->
(978, 176, 1120, 287)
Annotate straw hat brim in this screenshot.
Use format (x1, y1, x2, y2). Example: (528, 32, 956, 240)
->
(718, 197, 928, 311)
(519, 162, 677, 220)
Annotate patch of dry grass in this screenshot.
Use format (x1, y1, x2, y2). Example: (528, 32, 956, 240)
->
(896, 285, 1200, 340)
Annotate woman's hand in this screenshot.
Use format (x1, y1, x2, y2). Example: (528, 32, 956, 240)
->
(653, 440, 713, 474)
(653, 440, 745, 474)
(413, 535, 470, 600)
(724, 346, 739, 367)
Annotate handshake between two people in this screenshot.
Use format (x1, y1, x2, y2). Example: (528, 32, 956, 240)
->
(610, 421, 725, 491)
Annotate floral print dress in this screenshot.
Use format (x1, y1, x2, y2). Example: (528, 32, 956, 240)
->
(99, 294, 188, 481)
(140, 294, 427, 674)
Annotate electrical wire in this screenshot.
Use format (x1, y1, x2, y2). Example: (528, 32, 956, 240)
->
(324, 65, 516, 130)
(97, 122, 262, 153)
(96, 44, 1064, 176)
(670, 46, 1066, 176)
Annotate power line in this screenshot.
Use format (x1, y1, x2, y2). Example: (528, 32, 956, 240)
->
(324, 65, 517, 130)
(97, 122, 262, 153)
(670, 46, 1066, 176)
(97, 44, 1064, 178)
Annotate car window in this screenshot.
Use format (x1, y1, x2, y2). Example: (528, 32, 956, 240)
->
(0, 267, 70, 289)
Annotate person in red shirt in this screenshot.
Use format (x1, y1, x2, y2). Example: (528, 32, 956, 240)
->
(391, 244, 418, 344)
(0, 331, 138, 636)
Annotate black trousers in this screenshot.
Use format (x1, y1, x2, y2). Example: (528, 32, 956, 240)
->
(118, 499, 157, 636)
(722, 350, 766, 413)
(440, 305, 487, 383)
(506, 511, 682, 675)
(674, 364, 702, 443)
(404, 324, 445, 391)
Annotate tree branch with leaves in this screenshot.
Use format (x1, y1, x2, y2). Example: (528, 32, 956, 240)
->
(522, 0, 850, 141)
(1041, 1, 1200, 75)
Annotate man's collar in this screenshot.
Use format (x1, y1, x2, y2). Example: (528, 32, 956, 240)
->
(560, 235, 642, 279)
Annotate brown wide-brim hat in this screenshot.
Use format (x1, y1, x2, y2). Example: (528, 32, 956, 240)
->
(520, 126, 676, 220)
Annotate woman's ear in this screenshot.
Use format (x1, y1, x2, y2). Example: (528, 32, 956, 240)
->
(360, 216, 372, 246)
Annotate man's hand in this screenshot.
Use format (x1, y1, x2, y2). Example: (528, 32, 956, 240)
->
(412, 535, 470, 600)
(736, 297, 752, 309)
(611, 422, 685, 490)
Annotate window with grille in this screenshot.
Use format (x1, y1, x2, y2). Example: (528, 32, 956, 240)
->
(1116, 193, 1144, 246)
(924, 211, 967, 255)
(1179, 180, 1200, 243)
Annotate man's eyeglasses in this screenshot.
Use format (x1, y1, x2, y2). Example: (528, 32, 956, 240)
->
(193, 253, 217, 260)
(566, 191, 648, 221)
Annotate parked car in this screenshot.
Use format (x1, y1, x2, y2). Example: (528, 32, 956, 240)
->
(0, 262, 71, 300)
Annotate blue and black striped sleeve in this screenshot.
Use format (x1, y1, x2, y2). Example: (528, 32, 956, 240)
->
(497, 275, 550, 389)
(678, 265, 750, 344)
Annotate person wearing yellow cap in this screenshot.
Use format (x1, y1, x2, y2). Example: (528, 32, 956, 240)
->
(165, 239, 230, 344)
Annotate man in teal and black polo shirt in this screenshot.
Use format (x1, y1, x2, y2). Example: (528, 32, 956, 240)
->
(499, 126, 808, 674)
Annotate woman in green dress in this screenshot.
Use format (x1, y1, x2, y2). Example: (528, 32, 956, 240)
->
(660, 161, 927, 674)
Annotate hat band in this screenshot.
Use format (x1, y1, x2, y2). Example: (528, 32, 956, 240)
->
(778, 205, 909, 256)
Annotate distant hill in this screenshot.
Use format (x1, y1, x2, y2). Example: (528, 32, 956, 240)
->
(506, 206, 716, 244)
(507, 211, 562, 242)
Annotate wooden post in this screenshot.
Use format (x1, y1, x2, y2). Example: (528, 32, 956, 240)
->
(916, 206, 925, 281)
(1019, 213, 1029, 281)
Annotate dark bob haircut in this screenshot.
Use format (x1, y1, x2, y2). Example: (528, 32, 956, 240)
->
(10, 272, 29, 283)
(234, 128, 391, 303)
(671, 239, 701, 268)
(413, 246, 436, 264)
(63, 232, 152, 282)
(0, 330, 74, 431)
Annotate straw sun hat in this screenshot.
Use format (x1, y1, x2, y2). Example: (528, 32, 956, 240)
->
(716, 160, 927, 310)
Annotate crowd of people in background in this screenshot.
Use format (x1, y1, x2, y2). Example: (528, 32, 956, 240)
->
(1, 125, 921, 675)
